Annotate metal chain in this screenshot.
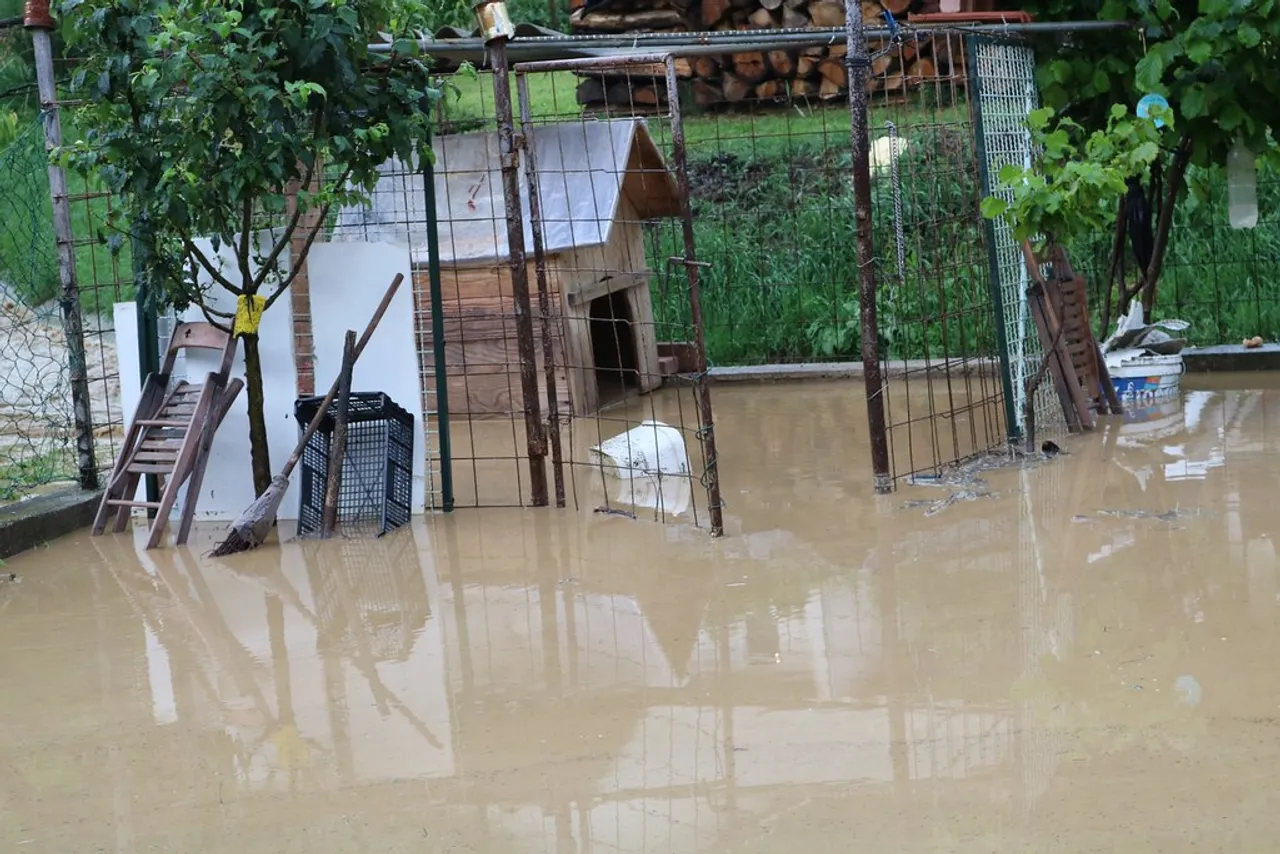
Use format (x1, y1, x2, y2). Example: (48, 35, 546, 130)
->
(885, 120, 906, 287)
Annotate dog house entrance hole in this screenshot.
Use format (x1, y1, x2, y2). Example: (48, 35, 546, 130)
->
(589, 290, 638, 406)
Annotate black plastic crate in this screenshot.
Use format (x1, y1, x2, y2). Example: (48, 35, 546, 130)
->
(294, 392, 414, 537)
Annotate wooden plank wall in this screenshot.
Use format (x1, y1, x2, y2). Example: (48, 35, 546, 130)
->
(413, 263, 573, 419)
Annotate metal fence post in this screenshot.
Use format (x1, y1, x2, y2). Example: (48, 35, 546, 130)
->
(474, 0, 549, 508)
(843, 0, 891, 494)
(27, 3, 98, 490)
(664, 56, 725, 537)
(516, 71, 567, 509)
(421, 129, 455, 512)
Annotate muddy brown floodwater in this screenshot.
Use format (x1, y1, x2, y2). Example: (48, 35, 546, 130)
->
(3, 375, 1280, 852)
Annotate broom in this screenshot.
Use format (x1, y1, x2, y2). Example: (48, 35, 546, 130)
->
(211, 273, 405, 557)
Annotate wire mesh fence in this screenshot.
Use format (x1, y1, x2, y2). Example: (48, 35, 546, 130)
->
(416, 28, 1022, 500)
(0, 43, 133, 504)
(15, 15, 1280, 514)
(1072, 171, 1280, 347)
(870, 30, 1010, 483)
(513, 55, 722, 530)
(0, 120, 77, 500)
(970, 34, 1060, 441)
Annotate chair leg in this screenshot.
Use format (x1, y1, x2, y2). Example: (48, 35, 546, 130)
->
(175, 379, 244, 547)
(146, 391, 216, 550)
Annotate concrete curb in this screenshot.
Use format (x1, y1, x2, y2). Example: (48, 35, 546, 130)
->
(706, 347, 1280, 385)
(1182, 344, 1280, 373)
(0, 486, 102, 560)
(708, 359, 1000, 383)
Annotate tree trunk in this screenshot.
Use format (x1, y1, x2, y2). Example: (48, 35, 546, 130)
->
(1140, 138, 1192, 315)
(1100, 195, 1127, 337)
(241, 332, 274, 497)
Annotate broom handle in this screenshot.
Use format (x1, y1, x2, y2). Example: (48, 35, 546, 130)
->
(278, 272, 405, 480)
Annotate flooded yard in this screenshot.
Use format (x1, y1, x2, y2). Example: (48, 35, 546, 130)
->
(3, 375, 1280, 852)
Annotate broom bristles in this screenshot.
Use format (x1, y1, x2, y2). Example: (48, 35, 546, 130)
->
(209, 475, 289, 557)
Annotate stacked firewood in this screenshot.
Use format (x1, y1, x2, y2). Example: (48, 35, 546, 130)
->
(569, 0, 966, 109)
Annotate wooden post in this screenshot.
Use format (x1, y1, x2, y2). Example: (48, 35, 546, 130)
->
(28, 4, 98, 489)
(321, 330, 356, 538)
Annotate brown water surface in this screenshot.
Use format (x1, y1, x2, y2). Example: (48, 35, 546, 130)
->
(2, 376, 1279, 852)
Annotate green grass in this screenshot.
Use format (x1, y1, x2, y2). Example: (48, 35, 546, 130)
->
(438, 75, 990, 363)
(647, 114, 997, 365)
(442, 69, 1280, 361)
(0, 115, 135, 315)
(0, 447, 74, 502)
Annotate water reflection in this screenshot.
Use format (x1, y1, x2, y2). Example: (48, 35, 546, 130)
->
(6, 382, 1280, 850)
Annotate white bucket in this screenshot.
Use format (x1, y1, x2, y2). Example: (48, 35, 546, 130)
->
(589, 421, 693, 516)
(588, 420, 691, 480)
(1106, 349, 1184, 402)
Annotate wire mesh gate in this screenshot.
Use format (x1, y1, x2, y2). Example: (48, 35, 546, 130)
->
(425, 54, 724, 533)
(869, 29, 1010, 486)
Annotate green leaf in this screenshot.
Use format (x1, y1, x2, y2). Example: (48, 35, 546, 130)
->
(1238, 22, 1262, 47)
(1134, 50, 1166, 93)
(1026, 107, 1054, 132)
(1186, 38, 1213, 64)
(980, 196, 1008, 220)
(391, 37, 420, 56)
(1181, 85, 1206, 118)
(1219, 102, 1246, 130)
(997, 163, 1025, 183)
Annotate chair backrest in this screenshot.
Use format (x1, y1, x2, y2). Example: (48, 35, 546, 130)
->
(161, 322, 237, 379)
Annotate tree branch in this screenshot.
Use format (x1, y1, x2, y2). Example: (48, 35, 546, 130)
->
(237, 194, 254, 292)
(198, 301, 233, 333)
(260, 183, 344, 313)
(182, 235, 243, 295)
(249, 155, 319, 291)
(1100, 194, 1127, 337)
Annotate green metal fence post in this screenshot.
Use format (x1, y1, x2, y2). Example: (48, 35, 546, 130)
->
(422, 130, 453, 512)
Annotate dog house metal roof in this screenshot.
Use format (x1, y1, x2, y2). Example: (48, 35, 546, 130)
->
(332, 118, 681, 265)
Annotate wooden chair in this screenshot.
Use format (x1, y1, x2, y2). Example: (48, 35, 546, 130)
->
(1021, 243, 1122, 432)
(93, 322, 244, 549)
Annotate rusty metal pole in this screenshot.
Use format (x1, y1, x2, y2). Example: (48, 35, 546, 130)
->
(843, 0, 892, 494)
(516, 71, 566, 508)
(475, 0, 549, 507)
(664, 56, 725, 537)
(27, 0, 98, 490)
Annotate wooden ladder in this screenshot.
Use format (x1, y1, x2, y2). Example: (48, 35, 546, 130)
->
(93, 322, 244, 549)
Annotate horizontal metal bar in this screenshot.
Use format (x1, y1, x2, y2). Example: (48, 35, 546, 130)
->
(370, 20, 1132, 60)
(514, 52, 673, 73)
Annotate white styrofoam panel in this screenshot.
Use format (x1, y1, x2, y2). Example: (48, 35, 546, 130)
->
(113, 301, 145, 502)
(182, 234, 300, 520)
(112, 232, 300, 523)
(306, 241, 424, 513)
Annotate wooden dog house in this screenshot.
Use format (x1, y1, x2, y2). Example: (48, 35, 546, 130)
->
(340, 119, 680, 420)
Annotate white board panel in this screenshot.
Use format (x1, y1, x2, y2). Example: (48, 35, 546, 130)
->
(306, 241, 424, 513)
